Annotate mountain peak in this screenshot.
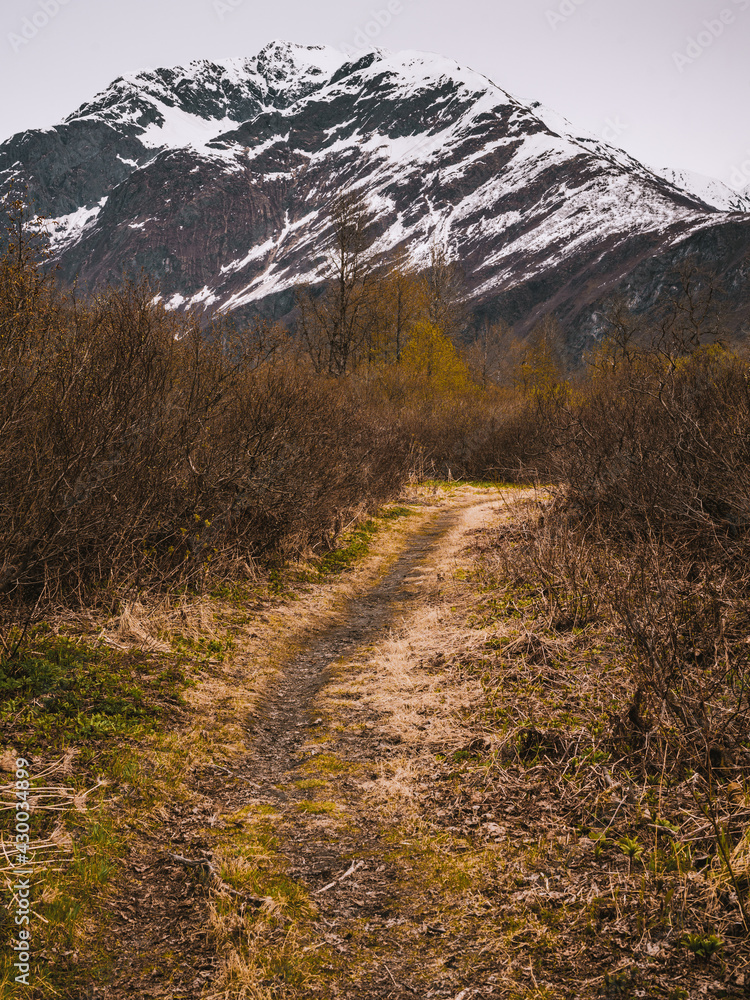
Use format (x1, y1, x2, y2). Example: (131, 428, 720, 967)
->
(65, 42, 352, 134)
(251, 40, 347, 80)
(2, 42, 748, 349)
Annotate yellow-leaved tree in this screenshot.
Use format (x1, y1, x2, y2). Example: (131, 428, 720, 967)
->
(367, 250, 425, 364)
(518, 317, 568, 404)
(401, 320, 473, 397)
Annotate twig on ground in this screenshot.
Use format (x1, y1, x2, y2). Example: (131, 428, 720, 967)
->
(314, 859, 365, 894)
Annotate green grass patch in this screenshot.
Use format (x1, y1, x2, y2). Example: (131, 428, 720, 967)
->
(0, 629, 188, 750)
(302, 753, 359, 776)
(316, 505, 415, 576)
(384, 825, 489, 895)
(296, 800, 339, 815)
(317, 520, 380, 575)
(379, 505, 415, 520)
(170, 633, 233, 663)
(420, 478, 522, 490)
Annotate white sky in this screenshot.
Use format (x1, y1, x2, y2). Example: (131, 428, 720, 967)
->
(1, 0, 748, 188)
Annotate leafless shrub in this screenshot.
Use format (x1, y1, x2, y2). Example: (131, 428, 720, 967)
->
(0, 202, 414, 621)
(498, 319, 750, 777)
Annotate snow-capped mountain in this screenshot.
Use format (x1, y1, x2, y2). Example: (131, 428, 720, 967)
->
(1, 40, 748, 345)
(654, 167, 750, 214)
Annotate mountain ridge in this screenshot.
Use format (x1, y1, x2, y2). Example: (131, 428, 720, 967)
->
(2, 40, 748, 347)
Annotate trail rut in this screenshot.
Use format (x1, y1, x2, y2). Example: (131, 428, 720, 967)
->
(100, 488, 514, 1000)
(246, 502, 470, 790)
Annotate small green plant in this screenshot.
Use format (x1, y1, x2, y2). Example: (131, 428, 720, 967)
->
(316, 519, 380, 575)
(648, 839, 693, 876)
(680, 932, 722, 962)
(590, 831, 608, 860)
(604, 967, 635, 996)
(618, 835, 643, 873)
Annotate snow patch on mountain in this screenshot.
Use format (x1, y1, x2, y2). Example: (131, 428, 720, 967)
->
(138, 104, 238, 151)
(253, 40, 347, 90)
(655, 167, 750, 213)
(48, 197, 108, 249)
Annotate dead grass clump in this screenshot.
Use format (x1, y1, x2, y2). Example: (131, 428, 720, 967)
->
(100, 601, 173, 653)
(502, 631, 566, 666)
(98, 595, 226, 654)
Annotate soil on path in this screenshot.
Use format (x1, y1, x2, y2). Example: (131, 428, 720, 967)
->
(97, 487, 515, 1000)
(202, 489, 510, 999)
(247, 500, 472, 789)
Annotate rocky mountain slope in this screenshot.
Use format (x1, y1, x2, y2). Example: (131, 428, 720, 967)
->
(1, 40, 748, 346)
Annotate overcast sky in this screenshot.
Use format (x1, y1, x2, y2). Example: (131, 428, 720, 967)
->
(1, 0, 748, 188)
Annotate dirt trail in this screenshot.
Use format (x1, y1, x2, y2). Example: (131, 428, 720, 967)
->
(247, 501, 479, 790)
(199, 489, 514, 999)
(98, 487, 519, 1000)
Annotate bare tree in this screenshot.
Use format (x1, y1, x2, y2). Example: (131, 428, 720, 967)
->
(369, 248, 425, 364)
(297, 190, 376, 376)
(423, 243, 467, 341)
(654, 262, 728, 362)
(464, 318, 522, 387)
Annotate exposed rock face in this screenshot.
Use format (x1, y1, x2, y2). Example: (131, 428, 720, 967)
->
(1, 40, 748, 346)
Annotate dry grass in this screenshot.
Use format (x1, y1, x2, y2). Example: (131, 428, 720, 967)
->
(0, 500, 436, 996)
(463, 493, 750, 996)
(106, 595, 226, 649)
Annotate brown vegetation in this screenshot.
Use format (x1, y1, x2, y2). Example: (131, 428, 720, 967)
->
(0, 191, 541, 630)
(464, 294, 750, 991)
(521, 309, 750, 778)
(0, 197, 418, 618)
